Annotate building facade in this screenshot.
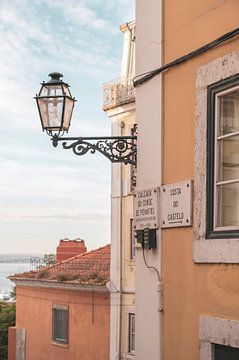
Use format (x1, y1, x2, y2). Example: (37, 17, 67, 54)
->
(134, 0, 239, 359)
(103, 21, 136, 360)
(9, 244, 110, 360)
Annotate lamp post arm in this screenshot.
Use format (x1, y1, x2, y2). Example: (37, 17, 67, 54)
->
(52, 134, 137, 165)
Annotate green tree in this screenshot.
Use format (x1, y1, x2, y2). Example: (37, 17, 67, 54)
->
(0, 302, 16, 360)
(10, 287, 16, 301)
(42, 253, 56, 266)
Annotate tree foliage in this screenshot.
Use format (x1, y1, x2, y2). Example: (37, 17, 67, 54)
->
(42, 253, 56, 266)
(10, 287, 16, 301)
(0, 302, 16, 360)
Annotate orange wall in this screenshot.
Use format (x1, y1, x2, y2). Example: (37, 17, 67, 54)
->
(8, 327, 16, 360)
(56, 240, 87, 262)
(15, 286, 109, 360)
(163, 1, 239, 359)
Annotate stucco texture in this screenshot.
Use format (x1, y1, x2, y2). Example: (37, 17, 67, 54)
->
(162, 0, 239, 359)
(15, 286, 110, 360)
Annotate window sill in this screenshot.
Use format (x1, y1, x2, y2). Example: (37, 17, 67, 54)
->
(206, 230, 239, 239)
(199, 316, 239, 360)
(51, 340, 68, 348)
(122, 352, 135, 359)
(194, 238, 239, 263)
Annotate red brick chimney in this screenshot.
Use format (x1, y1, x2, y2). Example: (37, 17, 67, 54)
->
(56, 238, 87, 263)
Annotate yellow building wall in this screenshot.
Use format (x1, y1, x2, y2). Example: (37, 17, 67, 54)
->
(163, 1, 239, 359)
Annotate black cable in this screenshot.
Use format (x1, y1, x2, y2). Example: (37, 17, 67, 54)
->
(142, 246, 161, 283)
(133, 27, 239, 87)
(15, 292, 136, 307)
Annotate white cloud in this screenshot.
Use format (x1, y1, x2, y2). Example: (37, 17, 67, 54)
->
(47, 0, 116, 32)
(1, 211, 109, 222)
(0, 0, 134, 253)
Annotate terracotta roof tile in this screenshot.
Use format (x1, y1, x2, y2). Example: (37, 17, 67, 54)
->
(10, 244, 110, 287)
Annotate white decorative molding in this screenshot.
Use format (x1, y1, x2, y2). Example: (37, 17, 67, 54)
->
(199, 315, 239, 360)
(16, 328, 26, 360)
(194, 49, 239, 263)
(12, 279, 109, 292)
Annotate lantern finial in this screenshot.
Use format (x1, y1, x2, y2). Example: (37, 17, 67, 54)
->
(47, 72, 64, 83)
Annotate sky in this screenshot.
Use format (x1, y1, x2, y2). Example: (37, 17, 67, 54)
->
(0, 0, 134, 254)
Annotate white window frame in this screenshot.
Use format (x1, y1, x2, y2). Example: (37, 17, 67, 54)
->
(130, 218, 136, 260)
(194, 49, 239, 263)
(52, 304, 68, 346)
(213, 84, 239, 232)
(128, 312, 135, 355)
(199, 316, 239, 360)
(207, 79, 239, 237)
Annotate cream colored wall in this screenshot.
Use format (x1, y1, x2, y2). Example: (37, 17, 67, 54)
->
(107, 103, 135, 360)
(106, 21, 136, 360)
(115, 113, 136, 360)
(135, 0, 163, 359)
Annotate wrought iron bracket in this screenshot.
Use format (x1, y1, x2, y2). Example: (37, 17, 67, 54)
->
(52, 134, 137, 165)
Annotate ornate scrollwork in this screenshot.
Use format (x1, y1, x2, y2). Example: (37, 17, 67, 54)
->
(54, 135, 137, 165)
(130, 124, 137, 191)
(62, 141, 96, 157)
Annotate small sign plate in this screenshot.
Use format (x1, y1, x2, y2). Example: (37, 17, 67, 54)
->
(161, 180, 193, 228)
(133, 187, 159, 230)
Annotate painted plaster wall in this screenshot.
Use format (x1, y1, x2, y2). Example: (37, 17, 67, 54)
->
(109, 110, 135, 359)
(122, 195, 135, 290)
(121, 193, 135, 359)
(106, 23, 136, 358)
(15, 286, 110, 360)
(136, 0, 239, 359)
(162, 0, 239, 359)
(135, 0, 162, 359)
(8, 327, 17, 360)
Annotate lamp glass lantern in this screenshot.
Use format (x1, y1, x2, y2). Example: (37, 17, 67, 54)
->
(35, 72, 76, 133)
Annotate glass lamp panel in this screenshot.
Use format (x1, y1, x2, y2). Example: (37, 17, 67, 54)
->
(63, 97, 74, 130)
(40, 84, 64, 97)
(38, 97, 63, 129)
(62, 84, 71, 96)
(217, 135, 239, 182)
(216, 182, 239, 227)
(218, 89, 239, 136)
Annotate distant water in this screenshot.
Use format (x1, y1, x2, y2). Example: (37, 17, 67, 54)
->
(0, 254, 41, 294)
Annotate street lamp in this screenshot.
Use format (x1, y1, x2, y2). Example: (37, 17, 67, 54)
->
(35, 72, 137, 165)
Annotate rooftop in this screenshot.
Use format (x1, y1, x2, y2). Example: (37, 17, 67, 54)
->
(10, 244, 110, 287)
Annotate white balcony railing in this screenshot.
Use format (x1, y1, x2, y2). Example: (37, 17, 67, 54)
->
(103, 75, 135, 111)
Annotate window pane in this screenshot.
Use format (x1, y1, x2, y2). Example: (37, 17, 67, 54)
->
(214, 343, 239, 359)
(207, 79, 239, 236)
(62, 84, 71, 96)
(38, 97, 63, 129)
(53, 309, 68, 343)
(218, 135, 239, 181)
(216, 182, 239, 227)
(40, 85, 63, 97)
(63, 97, 74, 130)
(128, 313, 135, 353)
(130, 219, 135, 259)
(218, 89, 239, 135)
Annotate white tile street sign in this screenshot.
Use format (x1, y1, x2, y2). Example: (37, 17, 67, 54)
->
(161, 180, 193, 228)
(133, 187, 160, 230)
